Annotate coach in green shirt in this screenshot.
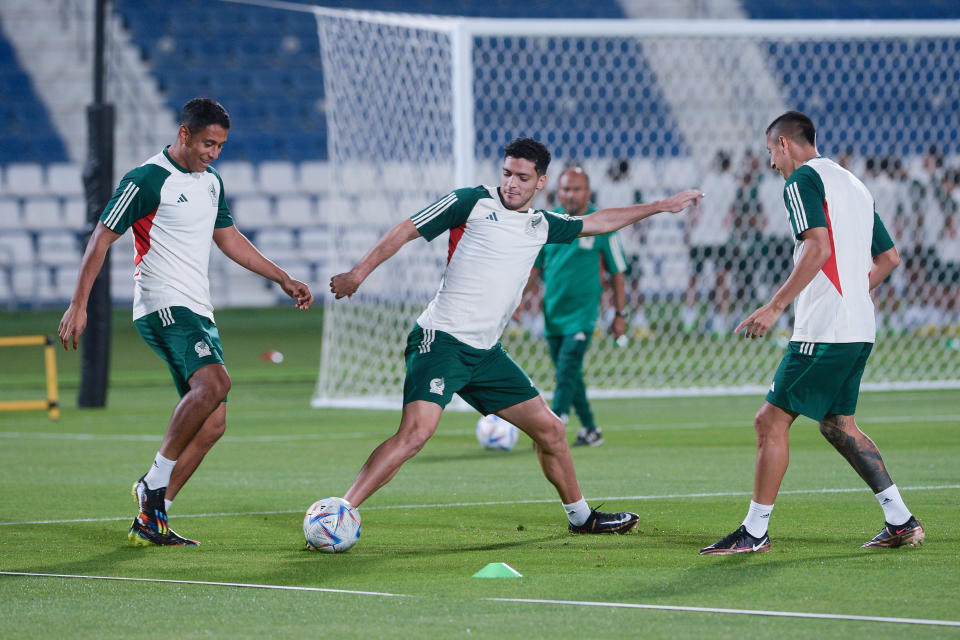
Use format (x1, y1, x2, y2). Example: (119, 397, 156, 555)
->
(524, 167, 629, 446)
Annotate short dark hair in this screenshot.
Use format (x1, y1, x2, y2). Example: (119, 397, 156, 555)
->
(181, 98, 230, 134)
(766, 110, 815, 146)
(504, 137, 551, 176)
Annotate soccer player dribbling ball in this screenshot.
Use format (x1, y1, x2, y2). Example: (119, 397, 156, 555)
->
(330, 137, 702, 535)
(59, 98, 313, 546)
(699, 111, 923, 555)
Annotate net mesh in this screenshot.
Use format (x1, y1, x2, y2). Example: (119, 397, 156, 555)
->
(313, 12, 960, 407)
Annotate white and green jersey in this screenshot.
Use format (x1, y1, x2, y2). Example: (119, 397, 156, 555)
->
(100, 148, 233, 322)
(782, 157, 895, 343)
(411, 185, 583, 349)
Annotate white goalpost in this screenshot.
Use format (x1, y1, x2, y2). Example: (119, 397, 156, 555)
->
(310, 8, 960, 408)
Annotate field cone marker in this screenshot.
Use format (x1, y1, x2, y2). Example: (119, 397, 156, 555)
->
(472, 562, 522, 578)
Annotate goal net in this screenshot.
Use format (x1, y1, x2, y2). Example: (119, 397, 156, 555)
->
(312, 11, 960, 408)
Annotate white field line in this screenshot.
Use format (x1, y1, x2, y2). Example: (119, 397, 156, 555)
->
(1, 571, 957, 628)
(485, 597, 960, 628)
(2, 484, 957, 527)
(0, 571, 405, 597)
(1, 412, 957, 444)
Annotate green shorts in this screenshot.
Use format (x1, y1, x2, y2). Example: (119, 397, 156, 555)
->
(766, 341, 873, 421)
(134, 306, 226, 398)
(403, 324, 540, 414)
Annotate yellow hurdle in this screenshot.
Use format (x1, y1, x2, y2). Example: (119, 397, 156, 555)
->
(0, 335, 60, 420)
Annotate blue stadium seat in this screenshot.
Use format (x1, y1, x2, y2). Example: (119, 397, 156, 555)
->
(0, 32, 69, 166)
(113, 0, 627, 162)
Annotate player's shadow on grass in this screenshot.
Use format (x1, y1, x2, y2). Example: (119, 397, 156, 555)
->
(611, 538, 868, 601)
(8, 524, 207, 577)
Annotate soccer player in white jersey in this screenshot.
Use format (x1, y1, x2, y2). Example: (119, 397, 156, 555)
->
(700, 111, 923, 555)
(330, 138, 702, 534)
(58, 98, 314, 545)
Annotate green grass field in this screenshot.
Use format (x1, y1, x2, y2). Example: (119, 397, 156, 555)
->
(1, 309, 959, 638)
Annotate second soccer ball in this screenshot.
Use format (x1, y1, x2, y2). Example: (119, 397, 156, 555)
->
(475, 414, 519, 451)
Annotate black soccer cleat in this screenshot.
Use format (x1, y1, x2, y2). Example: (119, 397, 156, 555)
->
(569, 508, 639, 534)
(573, 427, 604, 447)
(128, 518, 199, 546)
(699, 525, 770, 555)
(861, 516, 924, 549)
(128, 476, 199, 546)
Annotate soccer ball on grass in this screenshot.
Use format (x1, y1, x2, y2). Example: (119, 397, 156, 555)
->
(475, 414, 519, 450)
(303, 497, 361, 553)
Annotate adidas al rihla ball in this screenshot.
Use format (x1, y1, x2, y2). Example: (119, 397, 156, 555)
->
(303, 497, 361, 553)
(476, 414, 519, 450)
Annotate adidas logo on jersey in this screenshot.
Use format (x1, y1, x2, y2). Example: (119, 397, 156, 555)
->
(177, 193, 189, 203)
(486, 212, 499, 221)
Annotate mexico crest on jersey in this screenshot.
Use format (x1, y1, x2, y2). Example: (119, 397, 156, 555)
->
(525, 214, 543, 236)
(208, 183, 218, 206)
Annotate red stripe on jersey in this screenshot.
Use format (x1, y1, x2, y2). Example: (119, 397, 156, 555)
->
(447, 222, 466, 264)
(132, 209, 157, 265)
(821, 202, 843, 296)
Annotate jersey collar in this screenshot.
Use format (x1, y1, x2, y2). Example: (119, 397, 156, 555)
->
(163, 146, 192, 174)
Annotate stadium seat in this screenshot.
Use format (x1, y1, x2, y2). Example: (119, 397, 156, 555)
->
(51, 264, 79, 301)
(46, 163, 83, 197)
(274, 195, 315, 227)
(253, 227, 296, 254)
(22, 198, 62, 231)
(336, 162, 380, 197)
(36, 230, 81, 267)
(62, 197, 87, 231)
(257, 160, 299, 195)
(216, 161, 259, 196)
(4, 163, 46, 196)
(316, 195, 353, 224)
(229, 194, 274, 228)
(210, 258, 276, 307)
(299, 226, 335, 258)
(298, 161, 332, 196)
(0, 199, 22, 230)
(0, 230, 34, 266)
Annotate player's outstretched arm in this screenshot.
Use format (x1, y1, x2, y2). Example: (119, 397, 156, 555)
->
(58, 222, 122, 350)
(213, 225, 313, 309)
(330, 219, 421, 300)
(579, 189, 703, 237)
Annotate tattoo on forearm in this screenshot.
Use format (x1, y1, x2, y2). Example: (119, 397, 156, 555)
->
(819, 416, 893, 492)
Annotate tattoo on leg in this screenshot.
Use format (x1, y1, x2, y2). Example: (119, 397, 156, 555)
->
(819, 415, 893, 493)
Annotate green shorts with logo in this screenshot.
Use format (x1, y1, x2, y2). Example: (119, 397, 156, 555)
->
(134, 306, 226, 398)
(403, 324, 540, 414)
(766, 341, 873, 421)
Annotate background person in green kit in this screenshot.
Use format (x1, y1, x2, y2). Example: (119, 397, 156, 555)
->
(521, 167, 629, 447)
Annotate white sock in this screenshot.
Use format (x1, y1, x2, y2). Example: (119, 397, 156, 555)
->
(143, 452, 176, 490)
(742, 500, 774, 538)
(563, 499, 591, 526)
(164, 499, 173, 512)
(875, 484, 911, 526)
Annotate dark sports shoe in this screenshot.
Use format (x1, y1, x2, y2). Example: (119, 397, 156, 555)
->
(699, 525, 770, 555)
(569, 508, 639, 534)
(861, 516, 924, 549)
(573, 427, 604, 447)
(128, 476, 199, 546)
(128, 518, 199, 546)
